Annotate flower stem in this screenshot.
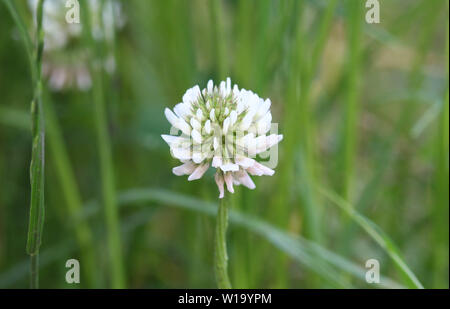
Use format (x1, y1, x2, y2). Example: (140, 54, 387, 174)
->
(214, 196, 232, 289)
(30, 254, 39, 289)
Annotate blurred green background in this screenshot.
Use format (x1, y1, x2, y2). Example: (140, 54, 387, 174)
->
(0, 0, 448, 289)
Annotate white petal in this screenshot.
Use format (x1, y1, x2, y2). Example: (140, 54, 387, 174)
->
(212, 156, 222, 168)
(254, 162, 275, 176)
(256, 134, 283, 154)
(214, 172, 225, 199)
(207, 79, 214, 93)
(196, 109, 204, 121)
(191, 130, 202, 143)
(236, 170, 256, 189)
(164, 108, 179, 126)
(235, 156, 255, 168)
(174, 103, 190, 120)
(192, 151, 204, 164)
(205, 120, 211, 134)
(240, 110, 255, 131)
(165, 108, 191, 135)
(230, 110, 237, 125)
(226, 77, 231, 95)
(219, 81, 226, 96)
(223, 117, 230, 134)
(173, 161, 196, 176)
(256, 99, 271, 119)
(161, 134, 189, 146)
(247, 161, 274, 176)
(171, 147, 191, 160)
(213, 137, 219, 151)
(188, 163, 209, 181)
(190, 118, 201, 131)
(220, 163, 239, 172)
(224, 172, 234, 193)
(210, 109, 216, 121)
(256, 112, 272, 134)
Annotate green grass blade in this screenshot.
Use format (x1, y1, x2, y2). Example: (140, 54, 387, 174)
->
(318, 187, 424, 289)
(79, 0, 125, 288)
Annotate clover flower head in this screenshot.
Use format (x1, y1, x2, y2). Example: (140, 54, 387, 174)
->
(162, 78, 283, 198)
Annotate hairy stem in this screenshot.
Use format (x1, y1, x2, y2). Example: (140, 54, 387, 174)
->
(214, 196, 232, 289)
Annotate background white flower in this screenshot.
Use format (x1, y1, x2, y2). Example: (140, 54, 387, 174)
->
(28, 0, 125, 91)
(162, 78, 283, 198)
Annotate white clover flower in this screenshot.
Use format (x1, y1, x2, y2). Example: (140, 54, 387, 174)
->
(162, 78, 283, 199)
(28, 0, 125, 91)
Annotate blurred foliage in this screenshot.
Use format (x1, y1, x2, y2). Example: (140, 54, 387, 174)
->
(0, 0, 448, 288)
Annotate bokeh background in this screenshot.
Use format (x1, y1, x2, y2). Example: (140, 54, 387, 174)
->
(0, 0, 448, 288)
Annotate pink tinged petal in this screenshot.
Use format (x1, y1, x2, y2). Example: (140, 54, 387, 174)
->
(224, 172, 234, 193)
(214, 173, 225, 199)
(247, 161, 275, 176)
(212, 156, 222, 168)
(188, 163, 210, 181)
(254, 162, 275, 175)
(220, 163, 239, 172)
(191, 130, 202, 143)
(223, 117, 230, 134)
(235, 156, 255, 168)
(172, 161, 196, 176)
(237, 170, 256, 189)
(246, 166, 264, 176)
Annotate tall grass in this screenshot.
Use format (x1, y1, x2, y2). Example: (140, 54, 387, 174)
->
(2, 0, 46, 289)
(79, 1, 125, 288)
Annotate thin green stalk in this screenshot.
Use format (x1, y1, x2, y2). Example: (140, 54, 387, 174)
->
(214, 195, 232, 289)
(21, 0, 45, 289)
(432, 21, 449, 288)
(43, 91, 97, 287)
(79, 0, 125, 288)
(30, 255, 39, 289)
(210, 0, 227, 80)
(339, 0, 362, 203)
